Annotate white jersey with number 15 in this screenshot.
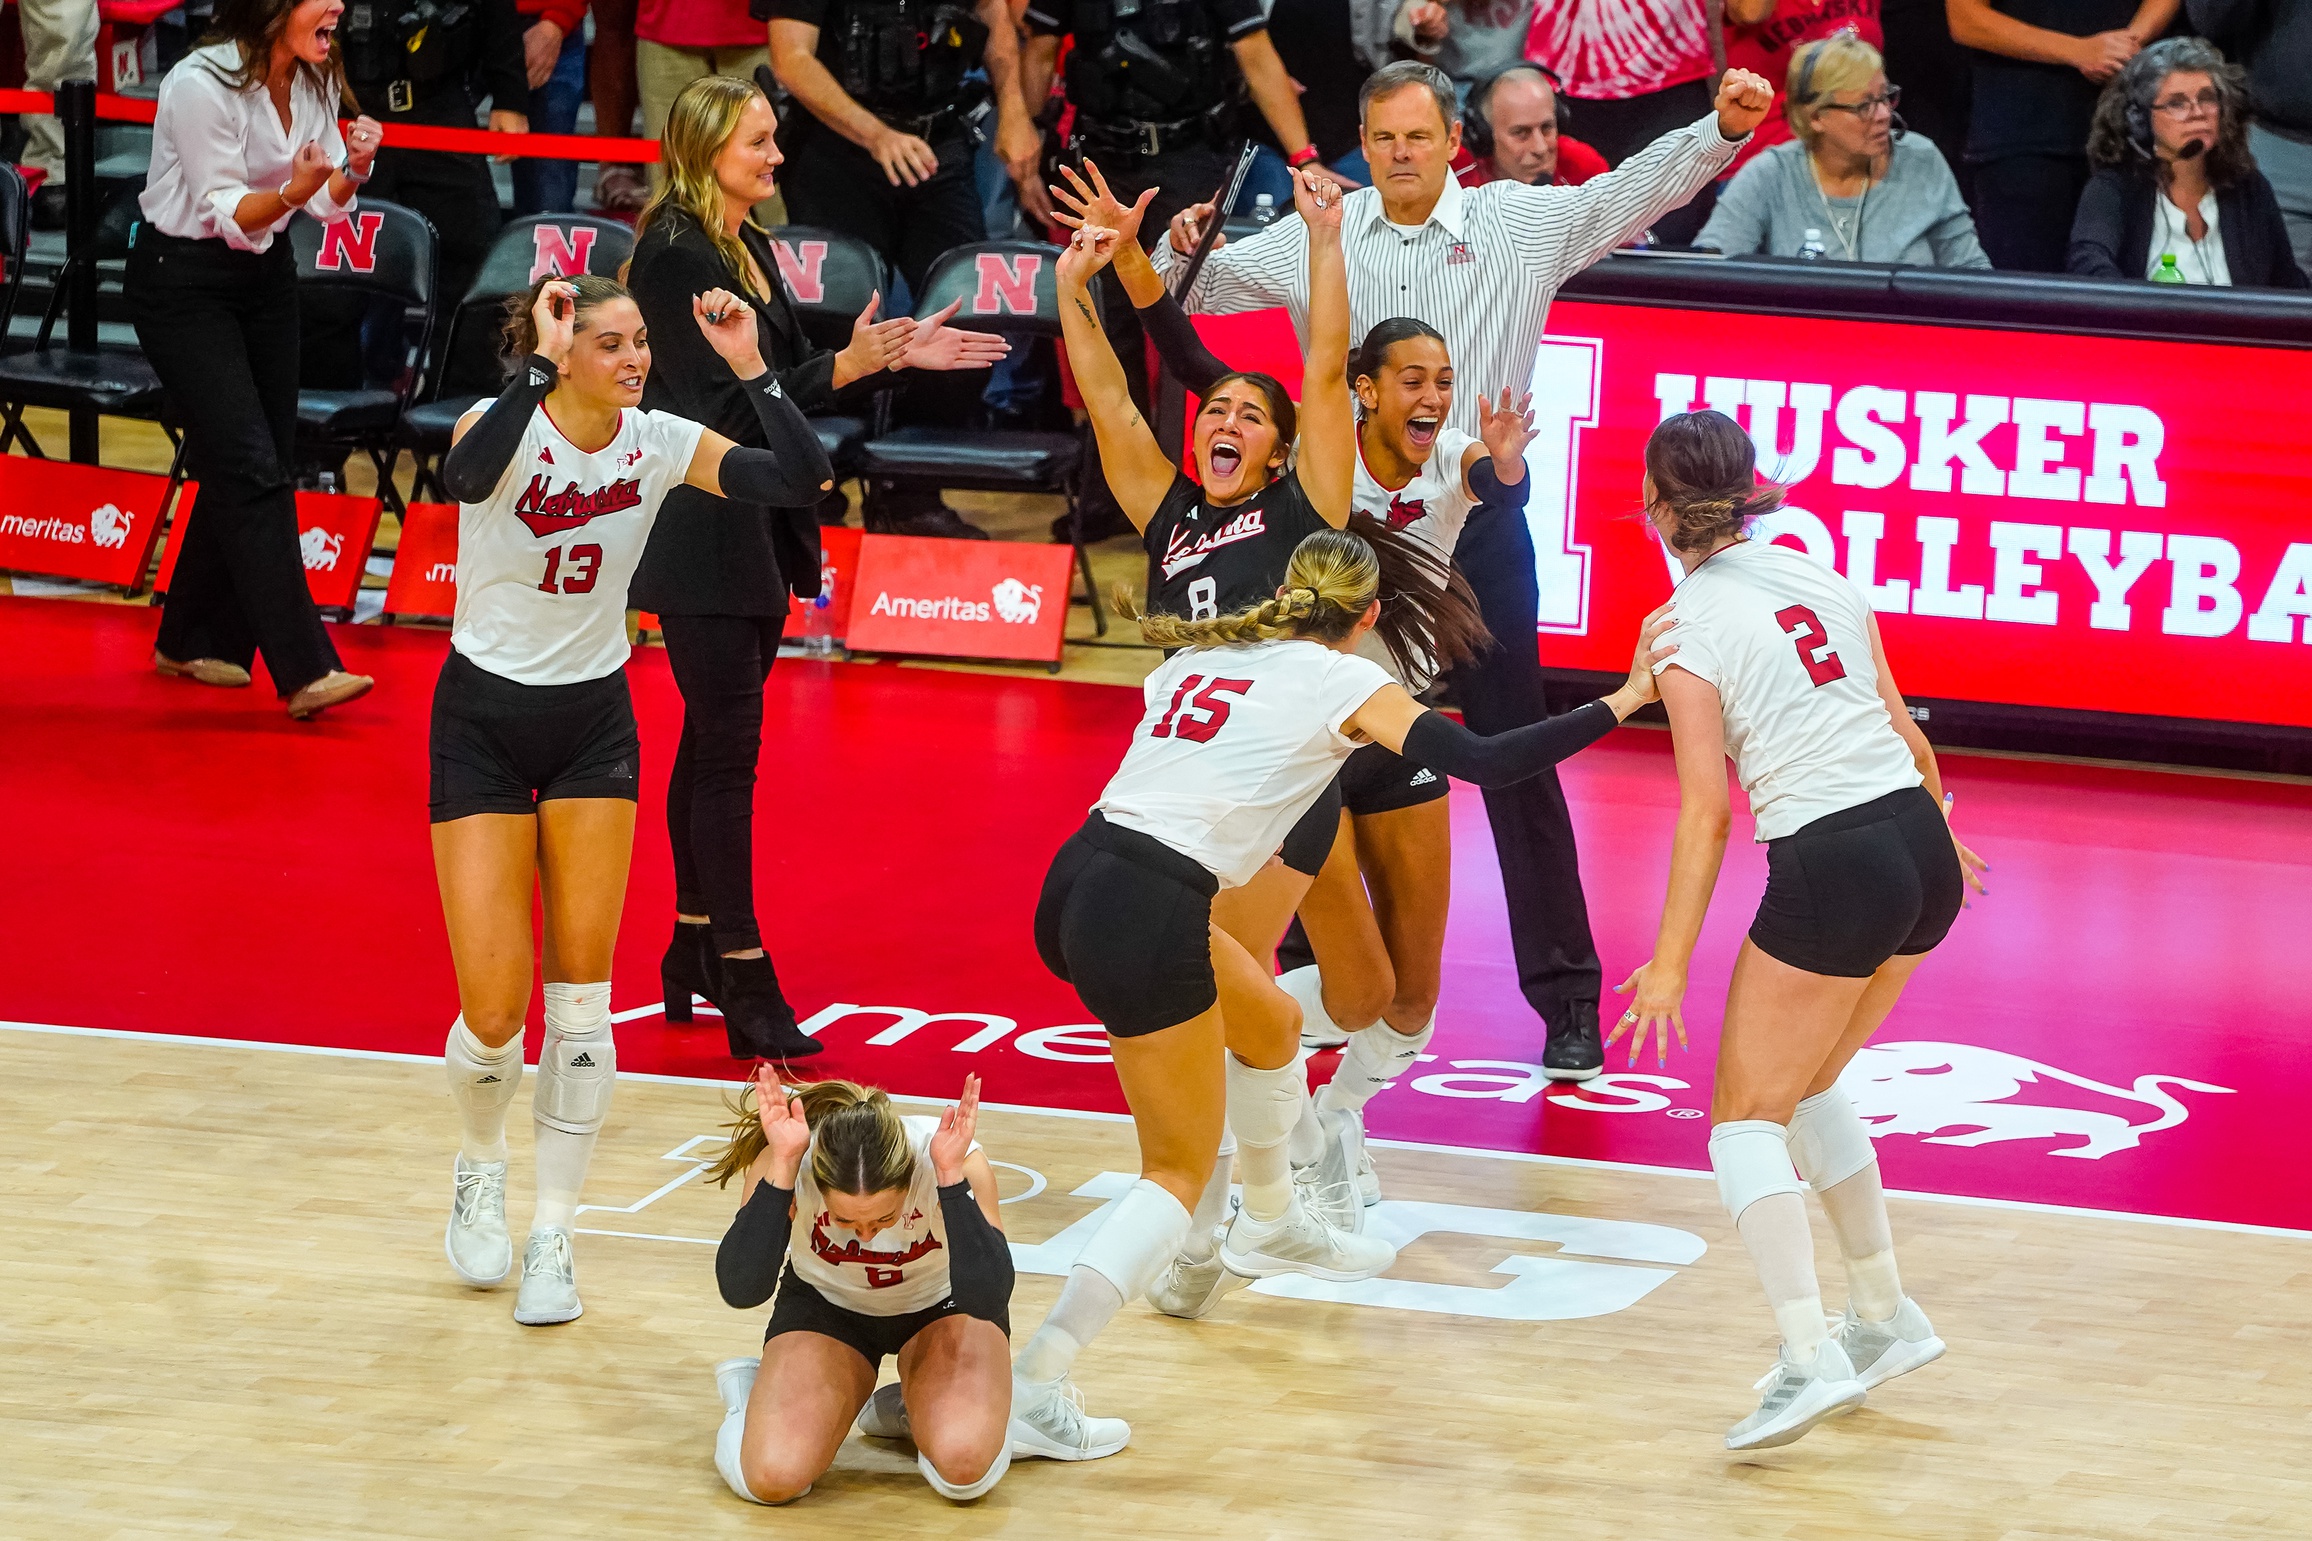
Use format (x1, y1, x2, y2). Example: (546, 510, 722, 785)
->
(1096, 637, 1396, 888)
(1657, 539, 1921, 842)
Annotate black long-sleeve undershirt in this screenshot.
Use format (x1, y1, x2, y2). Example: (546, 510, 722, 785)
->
(1136, 288, 1229, 396)
(1401, 699, 1619, 789)
(716, 1178, 794, 1310)
(714, 1174, 1013, 1318)
(938, 1181, 1014, 1325)
(437, 353, 558, 504)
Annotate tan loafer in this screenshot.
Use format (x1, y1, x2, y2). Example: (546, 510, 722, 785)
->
(285, 670, 374, 720)
(154, 651, 252, 688)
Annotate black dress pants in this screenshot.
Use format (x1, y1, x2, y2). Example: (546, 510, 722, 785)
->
(129, 231, 340, 693)
(778, 121, 988, 299)
(660, 612, 786, 955)
(1971, 154, 2090, 273)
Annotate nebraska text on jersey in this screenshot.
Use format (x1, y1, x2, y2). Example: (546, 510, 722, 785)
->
(511, 473, 644, 537)
(809, 1211, 942, 1286)
(1160, 506, 1271, 579)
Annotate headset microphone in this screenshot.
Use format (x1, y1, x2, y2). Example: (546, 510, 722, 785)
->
(1888, 109, 1909, 143)
(2176, 137, 2207, 160)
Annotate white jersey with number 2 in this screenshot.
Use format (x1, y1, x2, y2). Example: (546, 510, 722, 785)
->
(1657, 539, 1921, 842)
(1097, 637, 1397, 888)
(452, 400, 705, 687)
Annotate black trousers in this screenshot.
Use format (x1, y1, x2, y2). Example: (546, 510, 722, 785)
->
(661, 612, 785, 955)
(1560, 78, 1717, 247)
(129, 231, 341, 693)
(1971, 154, 2089, 273)
(778, 120, 987, 299)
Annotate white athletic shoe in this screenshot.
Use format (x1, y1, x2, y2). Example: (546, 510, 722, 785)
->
(1008, 1376, 1129, 1461)
(1280, 966, 1349, 1051)
(1219, 1193, 1397, 1282)
(856, 1382, 912, 1440)
(1309, 1106, 1380, 1221)
(444, 1155, 512, 1286)
(1725, 1340, 1868, 1451)
(1146, 1246, 1246, 1319)
(1294, 1166, 1362, 1236)
(512, 1227, 583, 1325)
(715, 1356, 761, 1417)
(1836, 1298, 1946, 1390)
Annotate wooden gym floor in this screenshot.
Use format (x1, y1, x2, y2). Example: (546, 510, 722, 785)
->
(6, 1026, 2307, 1540)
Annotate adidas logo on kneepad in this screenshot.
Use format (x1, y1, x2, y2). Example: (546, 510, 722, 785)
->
(569, 1052, 595, 1067)
(478, 1074, 502, 1083)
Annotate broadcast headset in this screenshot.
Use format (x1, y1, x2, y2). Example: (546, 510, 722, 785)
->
(1786, 25, 1909, 144)
(2121, 36, 2220, 163)
(1463, 62, 1568, 162)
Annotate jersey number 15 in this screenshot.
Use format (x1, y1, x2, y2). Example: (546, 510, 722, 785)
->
(1151, 675, 1253, 742)
(1776, 604, 1848, 688)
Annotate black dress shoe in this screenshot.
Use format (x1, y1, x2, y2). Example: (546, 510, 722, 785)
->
(1542, 999, 1604, 1081)
(720, 954, 824, 1062)
(659, 920, 722, 1023)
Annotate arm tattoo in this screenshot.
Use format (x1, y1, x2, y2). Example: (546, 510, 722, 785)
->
(1072, 296, 1098, 324)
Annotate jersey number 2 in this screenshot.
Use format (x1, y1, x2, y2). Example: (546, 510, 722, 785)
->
(1152, 675, 1252, 743)
(539, 544, 603, 595)
(1776, 604, 1847, 688)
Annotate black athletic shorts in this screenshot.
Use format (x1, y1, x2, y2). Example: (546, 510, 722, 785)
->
(427, 649, 641, 823)
(1034, 811, 1218, 1037)
(1340, 740, 1451, 817)
(765, 1263, 1005, 1368)
(1749, 786, 1964, 978)
(1277, 774, 1345, 876)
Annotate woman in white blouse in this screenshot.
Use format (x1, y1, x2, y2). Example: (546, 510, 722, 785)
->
(131, 0, 386, 719)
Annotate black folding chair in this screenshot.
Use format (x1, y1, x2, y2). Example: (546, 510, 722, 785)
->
(400, 213, 633, 500)
(852, 239, 1105, 633)
(762, 224, 890, 482)
(288, 200, 439, 515)
(0, 164, 29, 340)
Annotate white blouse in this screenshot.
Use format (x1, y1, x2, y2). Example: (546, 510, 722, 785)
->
(2146, 188, 2231, 287)
(139, 42, 357, 252)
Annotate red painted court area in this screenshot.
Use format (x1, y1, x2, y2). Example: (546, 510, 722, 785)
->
(5, 596, 2306, 1231)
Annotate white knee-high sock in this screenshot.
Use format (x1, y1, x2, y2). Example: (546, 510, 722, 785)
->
(1315, 1013, 1435, 1116)
(445, 1017, 521, 1163)
(1181, 1131, 1236, 1262)
(1789, 1086, 1902, 1322)
(1015, 1179, 1189, 1386)
(1226, 1056, 1304, 1222)
(1711, 1120, 1828, 1363)
(532, 982, 614, 1234)
(1287, 1081, 1325, 1166)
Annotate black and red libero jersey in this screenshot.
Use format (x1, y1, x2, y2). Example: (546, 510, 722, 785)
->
(1142, 467, 1331, 625)
(451, 402, 704, 685)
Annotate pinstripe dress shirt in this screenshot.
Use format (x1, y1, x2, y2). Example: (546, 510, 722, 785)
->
(1149, 113, 1743, 437)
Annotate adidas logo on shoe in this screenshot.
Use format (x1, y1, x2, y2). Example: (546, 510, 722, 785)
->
(1408, 768, 1437, 786)
(569, 1052, 595, 1067)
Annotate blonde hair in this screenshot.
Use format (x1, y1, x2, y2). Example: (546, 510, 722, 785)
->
(1125, 527, 1381, 651)
(704, 1077, 918, 1194)
(637, 74, 771, 301)
(1786, 32, 1885, 147)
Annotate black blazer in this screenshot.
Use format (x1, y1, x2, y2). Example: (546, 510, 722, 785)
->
(628, 211, 854, 617)
(2067, 164, 2312, 289)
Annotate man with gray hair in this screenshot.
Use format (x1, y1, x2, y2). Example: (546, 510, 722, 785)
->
(1150, 58, 1772, 1081)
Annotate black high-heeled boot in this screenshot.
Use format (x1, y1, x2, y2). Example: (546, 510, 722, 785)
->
(719, 953, 823, 1061)
(660, 920, 722, 1024)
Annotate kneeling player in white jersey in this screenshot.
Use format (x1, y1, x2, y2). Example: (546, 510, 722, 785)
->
(706, 1070, 1014, 1505)
(433, 275, 834, 1326)
(1012, 526, 1670, 1458)
(1614, 410, 1988, 1450)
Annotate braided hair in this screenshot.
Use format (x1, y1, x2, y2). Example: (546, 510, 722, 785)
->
(1644, 410, 1784, 556)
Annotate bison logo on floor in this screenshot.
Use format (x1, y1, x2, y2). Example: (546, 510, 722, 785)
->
(1841, 1040, 2233, 1160)
(991, 578, 1042, 624)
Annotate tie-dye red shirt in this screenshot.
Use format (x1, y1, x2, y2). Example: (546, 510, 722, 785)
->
(1522, 0, 1714, 101)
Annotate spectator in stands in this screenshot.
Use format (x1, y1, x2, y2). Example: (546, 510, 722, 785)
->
(1456, 63, 1609, 186)
(2068, 37, 2308, 286)
(513, 0, 589, 213)
(1391, 0, 1536, 90)
(592, 0, 652, 215)
(1698, 30, 1988, 266)
(1881, 0, 1971, 188)
(131, 0, 379, 719)
(1236, 0, 1376, 211)
(637, 0, 771, 204)
(1521, 0, 1722, 243)
(18, 0, 98, 229)
(627, 74, 1009, 1047)
(1947, 0, 2177, 272)
(2188, 0, 2312, 272)
(1720, 0, 1885, 177)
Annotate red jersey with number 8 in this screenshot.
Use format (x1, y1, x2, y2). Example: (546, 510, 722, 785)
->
(451, 401, 705, 686)
(1655, 538, 1920, 841)
(1097, 637, 1396, 887)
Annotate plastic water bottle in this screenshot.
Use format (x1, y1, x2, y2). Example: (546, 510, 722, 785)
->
(1796, 228, 1828, 262)
(1251, 193, 1277, 226)
(798, 592, 837, 658)
(2150, 252, 2186, 285)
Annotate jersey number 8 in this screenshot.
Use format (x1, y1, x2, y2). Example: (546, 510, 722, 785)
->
(1152, 674, 1253, 743)
(1187, 576, 1218, 620)
(538, 544, 604, 596)
(1776, 604, 1848, 688)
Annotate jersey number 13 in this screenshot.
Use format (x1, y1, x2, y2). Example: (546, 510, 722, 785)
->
(1151, 675, 1252, 743)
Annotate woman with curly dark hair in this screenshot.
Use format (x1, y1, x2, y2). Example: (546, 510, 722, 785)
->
(2068, 36, 2309, 287)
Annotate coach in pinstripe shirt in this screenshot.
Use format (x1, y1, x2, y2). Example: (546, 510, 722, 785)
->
(1150, 59, 1775, 1076)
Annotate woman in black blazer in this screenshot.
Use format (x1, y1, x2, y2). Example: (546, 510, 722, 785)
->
(626, 73, 1007, 1058)
(2068, 38, 2310, 289)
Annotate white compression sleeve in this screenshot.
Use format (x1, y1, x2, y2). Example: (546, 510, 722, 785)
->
(1287, 1080, 1325, 1168)
(1182, 1130, 1236, 1262)
(1711, 1119, 1827, 1362)
(1790, 1086, 1902, 1322)
(1316, 1013, 1435, 1116)
(445, 1016, 521, 1163)
(533, 982, 613, 1233)
(1015, 1179, 1190, 1386)
(1226, 1056, 1305, 1222)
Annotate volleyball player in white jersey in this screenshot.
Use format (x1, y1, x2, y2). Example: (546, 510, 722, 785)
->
(1012, 523, 1670, 1458)
(432, 274, 833, 1326)
(706, 1070, 1014, 1504)
(1613, 410, 1987, 1451)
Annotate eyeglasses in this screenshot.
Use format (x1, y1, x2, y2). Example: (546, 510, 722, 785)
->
(1818, 86, 1901, 118)
(2152, 90, 2221, 118)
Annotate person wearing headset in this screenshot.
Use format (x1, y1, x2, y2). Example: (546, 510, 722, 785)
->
(1696, 29, 1988, 266)
(1456, 62, 1608, 188)
(2067, 36, 2308, 287)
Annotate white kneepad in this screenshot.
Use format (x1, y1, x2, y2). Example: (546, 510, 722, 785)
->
(536, 983, 615, 1136)
(1278, 966, 1346, 1043)
(1787, 1084, 1877, 1190)
(1708, 1120, 1807, 1222)
(1225, 1053, 1304, 1150)
(918, 1441, 1012, 1502)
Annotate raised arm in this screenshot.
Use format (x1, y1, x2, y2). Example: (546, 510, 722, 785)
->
(681, 288, 838, 503)
(1293, 170, 1355, 526)
(1047, 161, 1238, 391)
(715, 1072, 810, 1310)
(441, 285, 570, 500)
(1462, 388, 1536, 504)
(1056, 227, 1180, 530)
